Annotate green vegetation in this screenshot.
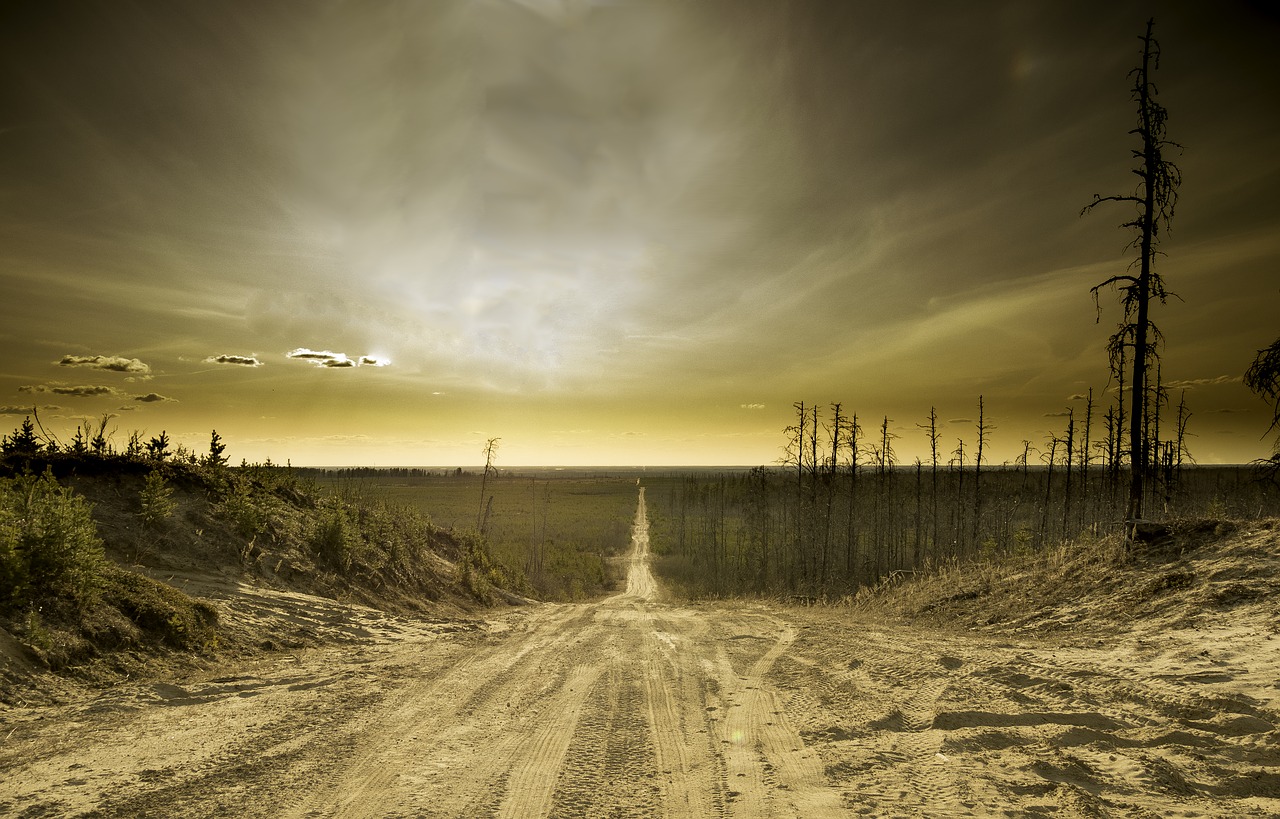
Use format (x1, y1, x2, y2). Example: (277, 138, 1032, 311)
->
(317, 471, 639, 601)
(0, 469, 106, 614)
(139, 469, 176, 528)
(0, 419, 544, 680)
(0, 467, 218, 670)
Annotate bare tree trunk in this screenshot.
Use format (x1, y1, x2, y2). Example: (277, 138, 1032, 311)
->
(1084, 19, 1180, 524)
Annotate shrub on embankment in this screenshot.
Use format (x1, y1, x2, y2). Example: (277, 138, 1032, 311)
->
(0, 449, 523, 681)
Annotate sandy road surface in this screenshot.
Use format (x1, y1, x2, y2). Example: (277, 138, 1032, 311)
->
(2, 490, 1278, 816)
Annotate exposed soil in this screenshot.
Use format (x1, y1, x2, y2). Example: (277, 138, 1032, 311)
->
(1, 491, 1278, 816)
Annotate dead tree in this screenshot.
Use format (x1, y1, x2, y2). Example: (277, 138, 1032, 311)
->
(917, 407, 941, 552)
(476, 437, 501, 534)
(1245, 338, 1280, 478)
(974, 396, 992, 546)
(844, 412, 864, 580)
(1083, 18, 1181, 522)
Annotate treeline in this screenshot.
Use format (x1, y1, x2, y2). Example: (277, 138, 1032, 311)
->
(2, 413, 229, 468)
(647, 398, 1278, 598)
(318, 467, 454, 479)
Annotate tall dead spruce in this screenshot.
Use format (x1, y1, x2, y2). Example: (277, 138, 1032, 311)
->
(1083, 18, 1181, 522)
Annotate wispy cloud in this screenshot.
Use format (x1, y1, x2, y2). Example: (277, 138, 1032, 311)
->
(57, 354, 151, 375)
(1166, 375, 1240, 389)
(134, 392, 175, 403)
(205, 354, 263, 367)
(740, 403, 765, 410)
(19, 383, 123, 398)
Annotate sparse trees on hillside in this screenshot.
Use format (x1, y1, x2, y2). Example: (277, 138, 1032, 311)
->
(146, 431, 171, 461)
(2, 417, 42, 456)
(1083, 18, 1181, 521)
(206, 430, 228, 467)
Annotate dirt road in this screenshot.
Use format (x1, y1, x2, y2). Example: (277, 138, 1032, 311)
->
(1, 490, 1277, 817)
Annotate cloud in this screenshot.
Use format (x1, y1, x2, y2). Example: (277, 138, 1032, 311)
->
(1, 405, 39, 415)
(286, 348, 390, 368)
(1166, 376, 1241, 389)
(1205, 408, 1250, 414)
(287, 348, 350, 367)
(205, 354, 263, 367)
(1043, 410, 1071, 418)
(57, 354, 151, 375)
(19, 384, 123, 398)
(286, 347, 338, 361)
(740, 403, 765, 410)
(948, 418, 972, 425)
(1067, 393, 1088, 401)
(133, 392, 175, 403)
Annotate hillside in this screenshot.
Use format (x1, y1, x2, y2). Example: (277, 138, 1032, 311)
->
(0, 455, 524, 705)
(850, 517, 1280, 639)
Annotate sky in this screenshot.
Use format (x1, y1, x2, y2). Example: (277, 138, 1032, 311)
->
(1, 1, 1278, 467)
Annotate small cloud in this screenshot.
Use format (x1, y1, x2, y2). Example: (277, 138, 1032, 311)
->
(1166, 375, 1240, 389)
(0, 405, 37, 415)
(1043, 410, 1071, 418)
(19, 384, 123, 398)
(58, 354, 151, 375)
(1067, 393, 1088, 401)
(1206, 408, 1250, 414)
(287, 347, 352, 367)
(948, 418, 972, 425)
(134, 393, 176, 403)
(287, 347, 388, 368)
(740, 403, 765, 410)
(287, 347, 341, 362)
(206, 354, 263, 367)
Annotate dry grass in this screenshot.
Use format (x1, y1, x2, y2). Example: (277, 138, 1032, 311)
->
(846, 518, 1280, 637)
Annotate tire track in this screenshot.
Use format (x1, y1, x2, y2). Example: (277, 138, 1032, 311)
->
(709, 619, 844, 817)
(545, 663, 661, 817)
(279, 605, 600, 818)
(642, 612, 726, 818)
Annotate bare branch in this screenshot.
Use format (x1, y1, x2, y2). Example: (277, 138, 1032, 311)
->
(1079, 193, 1143, 216)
